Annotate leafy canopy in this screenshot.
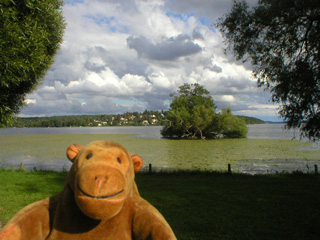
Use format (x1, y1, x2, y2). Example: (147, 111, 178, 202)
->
(0, 0, 65, 127)
(217, 0, 320, 140)
(161, 83, 247, 139)
(161, 83, 216, 139)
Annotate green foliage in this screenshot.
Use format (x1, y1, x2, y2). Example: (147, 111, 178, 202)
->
(161, 83, 217, 139)
(218, 108, 248, 138)
(217, 0, 320, 140)
(161, 83, 247, 139)
(0, 0, 65, 128)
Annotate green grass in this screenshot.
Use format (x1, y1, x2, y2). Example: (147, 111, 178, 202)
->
(1, 170, 319, 240)
(0, 170, 67, 224)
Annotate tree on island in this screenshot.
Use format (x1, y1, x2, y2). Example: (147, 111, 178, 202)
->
(0, 0, 65, 128)
(217, 108, 248, 138)
(161, 83, 247, 139)
(216, 0, 320, 140)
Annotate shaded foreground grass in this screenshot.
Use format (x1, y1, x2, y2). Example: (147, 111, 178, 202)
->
(0, 170, 319, 240)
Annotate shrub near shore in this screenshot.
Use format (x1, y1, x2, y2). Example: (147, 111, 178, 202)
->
(1, 170, 319, 240)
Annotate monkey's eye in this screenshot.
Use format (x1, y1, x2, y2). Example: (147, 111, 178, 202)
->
(86, 153, 93, 160)
(117, 157, 122, 164)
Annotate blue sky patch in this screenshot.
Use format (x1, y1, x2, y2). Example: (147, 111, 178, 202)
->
(199, 17, 216, 32)
(166, 11, 215, 32)
(165, 11, 194, 22)
(83, 15, 129, 34)
(65, 0, 84, 6)
(113, 99, 145, 106)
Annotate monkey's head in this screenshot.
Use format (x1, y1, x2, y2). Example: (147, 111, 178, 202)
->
(66, 141, 143, 220)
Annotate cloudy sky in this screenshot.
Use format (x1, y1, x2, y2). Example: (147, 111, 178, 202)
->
(21, 0, 280, 121)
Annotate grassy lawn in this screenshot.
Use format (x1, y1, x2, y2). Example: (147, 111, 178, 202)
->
(0, 170, 319, 240)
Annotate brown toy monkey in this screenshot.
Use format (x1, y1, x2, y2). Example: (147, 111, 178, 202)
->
(0, 141, 177, 240)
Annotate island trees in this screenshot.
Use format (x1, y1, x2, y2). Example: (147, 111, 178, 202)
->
(0, 0, 65, 127)
(217, 108, 248, 138)
(161, 83, 247, 139)
(216, 0, 320, 140)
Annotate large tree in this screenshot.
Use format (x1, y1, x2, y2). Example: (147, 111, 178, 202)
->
(161, 83, 247, 139)
(217, 0, 320, 140)
(0, 0, 65, 127)
(161, 83, 216, 139)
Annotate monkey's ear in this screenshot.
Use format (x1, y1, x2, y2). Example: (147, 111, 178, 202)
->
(66, 144, 83, 162)
(131, 155, 143, 172)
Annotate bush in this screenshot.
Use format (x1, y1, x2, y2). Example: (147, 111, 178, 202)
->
(218, 108, 248, 138)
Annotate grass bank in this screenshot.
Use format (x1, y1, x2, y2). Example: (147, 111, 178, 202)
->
(0, 170, 319, 240)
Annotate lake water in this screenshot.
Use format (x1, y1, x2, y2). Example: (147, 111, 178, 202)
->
(0, 123, 303, 139)
(1, 124, 319, 174)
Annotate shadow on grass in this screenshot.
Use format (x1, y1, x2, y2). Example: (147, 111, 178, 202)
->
(135, 171, 320, 240)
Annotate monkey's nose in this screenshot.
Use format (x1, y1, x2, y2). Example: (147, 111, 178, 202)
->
(94, 175, 108, 192)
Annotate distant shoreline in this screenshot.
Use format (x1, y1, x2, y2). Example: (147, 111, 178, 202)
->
(9, 112, 265, 128)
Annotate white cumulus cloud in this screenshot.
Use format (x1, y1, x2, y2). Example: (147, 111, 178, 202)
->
(19, 0, 278, 121)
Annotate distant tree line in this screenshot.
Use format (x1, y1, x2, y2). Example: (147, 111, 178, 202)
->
(9, 110, 263, 129)
(11, 110, 168, 128)
(237, 116, 264, 125)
